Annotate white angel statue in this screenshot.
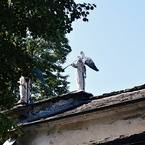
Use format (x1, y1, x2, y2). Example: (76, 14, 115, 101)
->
(71, 51, 99, 91)
(71, 56, 86, 91)
(18, 76, 31, 103)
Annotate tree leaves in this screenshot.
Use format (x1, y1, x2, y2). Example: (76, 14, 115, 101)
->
(0, 0, 97, 107)
(0, 0, 96, 142)
(1, 0, 96, 38)
(0, 113, 22, 144)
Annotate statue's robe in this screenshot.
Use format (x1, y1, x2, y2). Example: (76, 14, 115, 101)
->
(72, 57, 86, 91)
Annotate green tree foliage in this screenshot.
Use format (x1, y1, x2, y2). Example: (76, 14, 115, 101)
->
(0, 0, 96, 106)
(0, 0, 96, 142)
(26, 35, 71, 99)
(0, 113, 22, 144)
(0, 113, 14, 144)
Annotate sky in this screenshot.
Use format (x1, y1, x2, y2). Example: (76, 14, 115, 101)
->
(63, 0, 145, 96)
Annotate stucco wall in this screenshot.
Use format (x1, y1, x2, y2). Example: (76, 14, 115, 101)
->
(17, 104, 145, 145)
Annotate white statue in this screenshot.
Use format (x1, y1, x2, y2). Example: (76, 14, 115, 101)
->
(70, 51, 99, 91)
(18, 76, 31, 103)
(71, 56, 86, 91)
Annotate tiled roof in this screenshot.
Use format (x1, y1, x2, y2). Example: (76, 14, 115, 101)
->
(18, 84, 145, 129)
(49, 84, 145, 120)
(2, 84, 145, 126)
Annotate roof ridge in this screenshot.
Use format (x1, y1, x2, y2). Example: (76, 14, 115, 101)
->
(91, 84, 145, 100)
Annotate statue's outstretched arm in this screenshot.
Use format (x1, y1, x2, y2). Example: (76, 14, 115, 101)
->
(71, 63, 77, 68)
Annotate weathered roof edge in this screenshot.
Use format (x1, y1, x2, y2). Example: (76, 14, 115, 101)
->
(91, 84, 145, 100)
(1, 91, 93, 124)
(19, 88, 145, 129)
(2, 84, 145, 129)
(2, 91, 92, 113)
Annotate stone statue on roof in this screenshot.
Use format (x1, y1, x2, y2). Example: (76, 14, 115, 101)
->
(71, 56, 86, 91)
(18, 76, 31, 103)
(71, 51, 99, 91)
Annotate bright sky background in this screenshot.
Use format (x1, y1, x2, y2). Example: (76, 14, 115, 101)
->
(64, 0, 145, 96)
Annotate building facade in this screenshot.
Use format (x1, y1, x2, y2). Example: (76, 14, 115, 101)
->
(3, 85, 145, 145)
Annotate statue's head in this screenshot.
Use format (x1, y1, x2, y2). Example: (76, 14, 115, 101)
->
(76, 56, 81, 61)
(80, 51, 84, 56)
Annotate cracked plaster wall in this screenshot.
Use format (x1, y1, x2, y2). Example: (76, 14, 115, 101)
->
(17, 105, 145, 145)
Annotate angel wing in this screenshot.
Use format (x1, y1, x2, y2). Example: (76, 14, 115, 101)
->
(80, 51, 99, 72)
(34, 67, 46, 84)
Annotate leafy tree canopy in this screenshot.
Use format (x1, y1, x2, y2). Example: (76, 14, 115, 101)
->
(0, 0, 96, 142)
(0, 0, 96, 108)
